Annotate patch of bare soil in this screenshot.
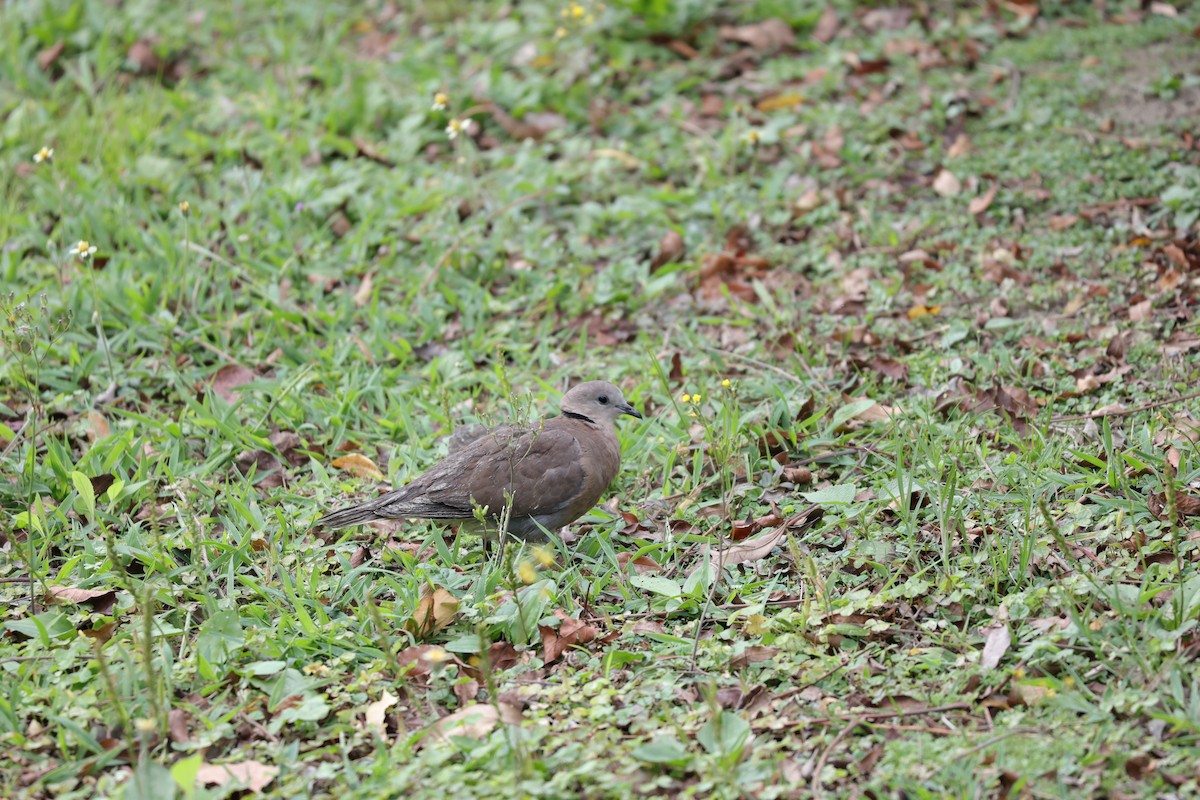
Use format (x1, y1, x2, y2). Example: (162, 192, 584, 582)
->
(1091, 38, 1200, 130)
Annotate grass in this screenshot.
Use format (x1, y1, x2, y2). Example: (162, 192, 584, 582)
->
(3, 0, 1200, 797)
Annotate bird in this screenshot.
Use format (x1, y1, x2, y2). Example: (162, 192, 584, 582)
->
(314, 381, 643, 541)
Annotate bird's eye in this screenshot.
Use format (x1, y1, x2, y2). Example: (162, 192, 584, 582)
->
(598, 395, 609, 405)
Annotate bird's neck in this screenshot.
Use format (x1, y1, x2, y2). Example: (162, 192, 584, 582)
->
(562, 410, 596, 425)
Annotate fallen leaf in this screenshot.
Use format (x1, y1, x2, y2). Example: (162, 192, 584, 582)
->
(364, 691, 398, 737)
(167, 708, 190, 744)
(127, 39, 162, 73)
(46, 585, 117, 616)
(812, 6, 839, 43)
(425, 703, 520, 746)
(652, 230, 686, 270)
(405, 586, 460, 639)
(730, 645, 780, 669)
(540, 609, 597, 663)
(1129, 299, 1153, 322)
(718, 19, 795, 51)
(331, 453, 383, 481)
(86, 411, 110, 442)
(196, 760, 278, 793)
(353, 270, 375, 307)
(710, 525, 786, 572)
(209, 364, 256, 403)
(980, 624, 1011, 670)
(969, 183, 998, 215)
(1048, 214, 1078, 230)
(37, 41, 65, 72)
(932, 169, 962, 197)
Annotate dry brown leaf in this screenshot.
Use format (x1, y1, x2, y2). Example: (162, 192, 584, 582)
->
(330, 453, 383, 481)
(1128, 299, 1153, 322)
(196, 761, 279, 793)
(812, 6, 839, 43)
(730, 645, 781, 669)
(37, 41, 65, 72)
(969, 183, 998, 215)
(980, 624, 1011, 670)
(46, 585, 117, 616)
(405, 586, 460, 639)
(86, 411, 110, 442)
(540, 609, 597, 663)
(947, 133, 971, 159)
(1048, 214, 1078, 230)
(353, 270, 375, 307)
(710, 525, 786, 572)
(652, 230, 686, 270)
(209, 364, 256, 403)
(167, 708, 190, 744)
(932, 169, 962, 197)
(425, 703, 516, 746)
(364, 690, 398, 737)
(718, 19, 795, 51)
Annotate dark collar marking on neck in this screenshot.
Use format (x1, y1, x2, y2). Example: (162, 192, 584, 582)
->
(562, 410, 596, 424)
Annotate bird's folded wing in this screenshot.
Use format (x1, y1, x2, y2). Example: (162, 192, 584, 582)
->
(372, 425, 585, 522)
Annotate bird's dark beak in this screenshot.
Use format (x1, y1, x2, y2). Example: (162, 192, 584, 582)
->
(618, 402, 642, 419)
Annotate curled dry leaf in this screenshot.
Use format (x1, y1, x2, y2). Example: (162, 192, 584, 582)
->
(540, 609, 598, 664)
(330, 453, 383, 481)
(969, 183, 998, 215)
(1148, 491, 1200, 521)
(196, 760, 279, 793)
(46, 585, 118, 616)
(405, 586, 460, 639)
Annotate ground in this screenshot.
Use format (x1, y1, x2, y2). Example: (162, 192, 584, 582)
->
(2, 1, 1200, 798)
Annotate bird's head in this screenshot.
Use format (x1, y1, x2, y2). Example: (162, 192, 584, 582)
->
(561, 380, 642, 425)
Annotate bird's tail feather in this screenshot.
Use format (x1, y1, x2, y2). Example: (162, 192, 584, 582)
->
(314, 503, 382, 530)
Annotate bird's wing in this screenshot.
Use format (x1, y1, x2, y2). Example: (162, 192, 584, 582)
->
(371, 424, 585, 523)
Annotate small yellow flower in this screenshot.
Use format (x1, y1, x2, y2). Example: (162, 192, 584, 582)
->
(134, 717, 157, 734)
(423, 647, 451, 664)
(691, 393, 701, 402)
(533, 545, 555, 568)
(178, 201, 190, 216)
(431, 92, 449, 111)
(446, 118, 470, 140)
(743, 129, 761, 146)
(517, 560, 538, 585)
(680, 393, 691, 403)
(69, 240, 97, 260)
(721, 379, 731, 388)
(303, 663, 331, 677)
(33, 146, 54, 164)
(571, 2, 586, 18)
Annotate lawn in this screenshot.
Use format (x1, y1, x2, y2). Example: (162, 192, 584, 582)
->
(3, 0, 1200, 797)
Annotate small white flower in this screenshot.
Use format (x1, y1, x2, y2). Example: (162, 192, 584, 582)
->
(431, 92, 449, 111)
(70, 240, 97, 259)
(445, 118, 470, 140)
(743, 129, 762, 146)
(33, 146, 54, 164)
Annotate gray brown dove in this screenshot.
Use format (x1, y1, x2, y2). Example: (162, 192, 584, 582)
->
(315, 381, 642, 540)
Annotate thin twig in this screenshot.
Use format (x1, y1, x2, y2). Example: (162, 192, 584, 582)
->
(812, 718, 858, 799)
